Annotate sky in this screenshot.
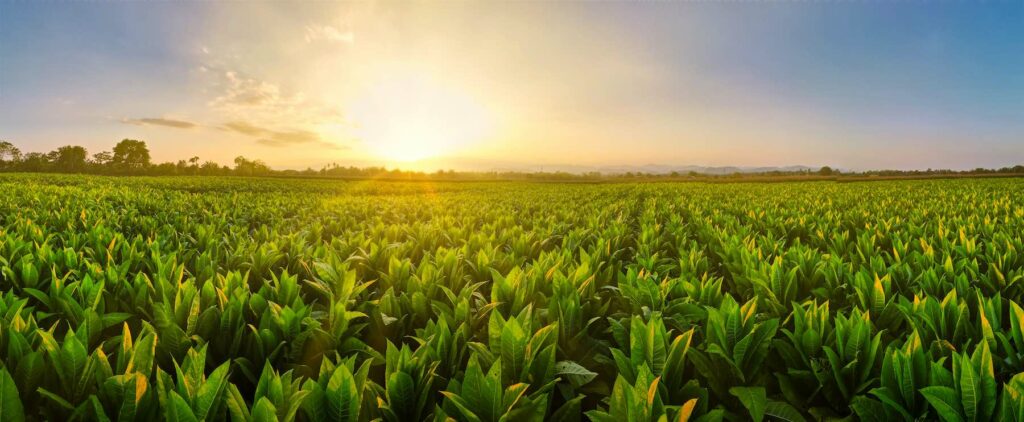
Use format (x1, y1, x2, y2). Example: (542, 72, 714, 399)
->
(1, 2, 1022, 171)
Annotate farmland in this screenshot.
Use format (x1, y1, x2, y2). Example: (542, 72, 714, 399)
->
(1, 174, 1024, 421)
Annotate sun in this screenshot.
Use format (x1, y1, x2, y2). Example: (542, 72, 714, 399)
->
(350, 71, 495, 163)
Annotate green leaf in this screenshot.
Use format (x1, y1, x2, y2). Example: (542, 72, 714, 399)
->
(441, 392, 483, 422)
(36, 387, 75, 410)
(730, 386, 767, 422)
(764, 400, 807, 422)
(194, 362, 231, 420)
(663, 329, 694, 385)
(959, 355, 979, 422)
(872, 276, 886, 314)
(116, 373, 148, 421)
(851, 396, 889, 422)
(647, 316, 668, 374)
(501, 319, 528, 384)
(386, 371, 415, 416)
(89, 395, 112, 422)
(610, 348, 636, 383)
(252, 397, 280, 422)
(166, 392, 200, 422)
(502, 382, 530, 411)
(60, 329, 88, 386)
(971, 342, 997, 421)
(921, 386, 966, 422)
(554, 361, 598, 388)
(325, 365, 360, 422)
(550, 395, 584, 422)
(608, 375, 633, 421)
(869, 387, 914, 421)
(130, 332, 157, 377)
(0, 368, 26, 422)
(630, 317, 650, 370)
(460, 357, 491, 419)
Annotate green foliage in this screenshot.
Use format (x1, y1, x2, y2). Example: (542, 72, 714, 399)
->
(919, 342, 998, 422)
(0, 367, 25, 422)
(0, 174, 1022, 420)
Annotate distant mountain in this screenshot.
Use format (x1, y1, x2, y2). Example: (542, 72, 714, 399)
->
(377, 157, 825, 175)
(482, 164, 820, 175)
(590, 164, 819, 175)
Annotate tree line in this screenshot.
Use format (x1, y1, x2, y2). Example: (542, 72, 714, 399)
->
(1, 139, 217, 175)
(0, 139, 289, 177)
(0, 139, 1022, 180)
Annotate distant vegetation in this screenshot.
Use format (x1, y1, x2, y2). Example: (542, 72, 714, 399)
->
(1, 139, 1022, 181)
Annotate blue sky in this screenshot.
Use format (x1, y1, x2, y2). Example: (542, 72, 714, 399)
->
(1, 2, 1022, 170)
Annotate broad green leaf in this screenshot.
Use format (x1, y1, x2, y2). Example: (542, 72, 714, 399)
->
(730, 386, 767, 422)
(194, 362, 231, 420)
(386, 371, 415, 416)
(851, 396, 889, 422)
(921, 386, 966, 422)
(130, 332, 157, 377)
(764, 400, 807, 422)
(441, 392, 483, 422)
(166, 392, 199, 422)
(554, 361, 598, 388)
(550, 395, 584, 422)
(325, 365, 360, 422)
(959, 355, 979, 422)
(501, 319, 528, 384)
(252, 397, 280, 422)
(0, 368, 25, 422)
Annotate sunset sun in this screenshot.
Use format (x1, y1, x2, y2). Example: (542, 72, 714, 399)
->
(350, 71, 494, 163)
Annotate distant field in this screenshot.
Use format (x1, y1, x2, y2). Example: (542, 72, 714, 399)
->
(1, 174, 1024, 421)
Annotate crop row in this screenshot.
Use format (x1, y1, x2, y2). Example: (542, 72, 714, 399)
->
(1, 174, 1023, 421)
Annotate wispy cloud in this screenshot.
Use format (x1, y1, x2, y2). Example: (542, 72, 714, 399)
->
(222, 120, 346, 149)
(123, 117, 198, 129)
(304, 24, 354, 44)
(200, 64, 342, 127)
(196, 55, 349, 153)
(255, 130, 320, 147)
(222, 121, 266, 136)
(211, 71, 286, 108)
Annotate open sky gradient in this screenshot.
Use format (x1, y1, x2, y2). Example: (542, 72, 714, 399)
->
(1, 2, 1022, 171)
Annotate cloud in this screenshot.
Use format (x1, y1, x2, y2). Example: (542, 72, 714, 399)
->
(201, 65, 342, 127)
(197, 61, 349, 150)
(304, 24, 354, 44)
(222, 120, 346, 149)
(222, 121, 266, 136)
(123, 117, 198, 129)
(255, 130, 318, 147)
(212, 71, 285, 108)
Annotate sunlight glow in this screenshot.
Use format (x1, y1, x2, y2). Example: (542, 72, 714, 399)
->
(350, 70, 495, 163)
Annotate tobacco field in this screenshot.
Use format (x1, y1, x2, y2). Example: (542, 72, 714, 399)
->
(2, 174, 1024, 421)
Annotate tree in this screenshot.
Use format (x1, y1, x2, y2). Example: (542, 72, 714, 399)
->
(92, 151, 113, 165)
(19, 152, 50, 172)
(51, 145, 88, 172)
(200, 161, 225, 175)
(111, 139, 151, 171)
(0, 141, 21, 168)
(818, 166, 834, 176)
(233, 156, 271, 176)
